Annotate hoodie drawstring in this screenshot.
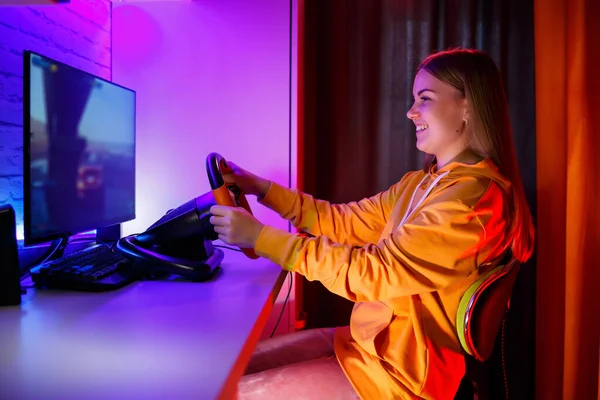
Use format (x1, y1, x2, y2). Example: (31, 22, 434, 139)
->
(398, 171, 450, 228)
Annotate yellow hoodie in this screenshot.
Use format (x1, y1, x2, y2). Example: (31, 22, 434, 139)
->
(254, 158, 512, 399)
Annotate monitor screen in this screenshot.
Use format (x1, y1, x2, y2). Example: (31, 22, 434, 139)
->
(23, 51, 136, 245)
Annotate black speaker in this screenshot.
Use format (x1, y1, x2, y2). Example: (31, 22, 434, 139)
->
(0, 204, 21, 306)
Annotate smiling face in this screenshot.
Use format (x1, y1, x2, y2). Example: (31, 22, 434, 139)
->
(406, 69, 470, 167)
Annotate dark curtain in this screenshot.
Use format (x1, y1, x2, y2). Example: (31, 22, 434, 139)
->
(534, 0, 600, 398)
(301, 0, 536, 398)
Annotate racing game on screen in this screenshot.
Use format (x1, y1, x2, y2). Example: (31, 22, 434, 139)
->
(26, 52, 136, 241)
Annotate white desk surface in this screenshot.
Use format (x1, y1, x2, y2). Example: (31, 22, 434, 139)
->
(0, 247, 287, 400)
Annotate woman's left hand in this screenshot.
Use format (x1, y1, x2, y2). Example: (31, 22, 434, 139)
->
(209, 205, 264, 248)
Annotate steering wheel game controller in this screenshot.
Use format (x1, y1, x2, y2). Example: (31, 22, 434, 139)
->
(206, 153, 259, 259)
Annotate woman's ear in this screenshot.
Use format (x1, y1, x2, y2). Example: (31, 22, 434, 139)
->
(462, 104, 470, 124)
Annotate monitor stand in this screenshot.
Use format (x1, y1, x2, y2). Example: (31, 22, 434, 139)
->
(97, 224, 121, 242)
(39, 234, 71, 263)
(22, 233, 72, 274)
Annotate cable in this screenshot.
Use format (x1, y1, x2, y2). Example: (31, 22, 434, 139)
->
(270, 271, 292, 338)
(34, 236, 67, 266)
(501, 313, 509, 400)
(19, 236, 68, 279)
(19, 268, 36, 289)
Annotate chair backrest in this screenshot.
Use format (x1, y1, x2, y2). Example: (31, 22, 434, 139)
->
(456, 254, 521, 362)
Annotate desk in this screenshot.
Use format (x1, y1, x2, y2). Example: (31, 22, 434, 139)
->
(0, 248, 287, 400)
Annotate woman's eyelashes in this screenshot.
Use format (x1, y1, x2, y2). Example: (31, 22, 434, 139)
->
(420, 96, 431, 102)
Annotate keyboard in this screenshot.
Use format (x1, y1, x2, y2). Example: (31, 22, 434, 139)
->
(29, 244, 138, 292)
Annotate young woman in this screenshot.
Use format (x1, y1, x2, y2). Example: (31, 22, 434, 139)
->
(210, 48, 535, 400)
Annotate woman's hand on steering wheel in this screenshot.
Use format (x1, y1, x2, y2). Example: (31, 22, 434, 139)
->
(222, 161, 272, 199)
(209, 205, 264, 248)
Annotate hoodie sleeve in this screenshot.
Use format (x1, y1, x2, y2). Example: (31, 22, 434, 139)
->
(257, 178, 409, 247)
(254, 180, 508, 302)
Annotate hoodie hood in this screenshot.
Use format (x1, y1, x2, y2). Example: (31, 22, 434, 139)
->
(431, 157, 512, 195)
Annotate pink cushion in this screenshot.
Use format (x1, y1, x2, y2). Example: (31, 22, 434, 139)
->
(238, 328, 359, 399)
(238, 355, 359, 399)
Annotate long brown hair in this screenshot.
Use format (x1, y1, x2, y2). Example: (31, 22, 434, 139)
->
(418, 48, 534, 263)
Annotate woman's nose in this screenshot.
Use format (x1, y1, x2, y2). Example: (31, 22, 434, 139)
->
(406, 103, 419, 120)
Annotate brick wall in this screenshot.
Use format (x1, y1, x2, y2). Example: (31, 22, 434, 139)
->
(0, 0, 111, 240)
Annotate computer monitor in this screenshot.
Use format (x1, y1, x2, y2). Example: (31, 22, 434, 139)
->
(23, 51, 136, 246)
